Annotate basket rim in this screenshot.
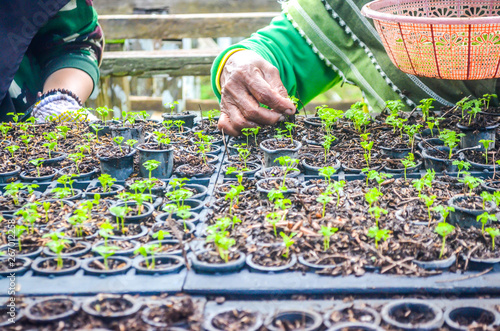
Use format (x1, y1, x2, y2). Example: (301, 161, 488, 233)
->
(361, 0, 500, 25)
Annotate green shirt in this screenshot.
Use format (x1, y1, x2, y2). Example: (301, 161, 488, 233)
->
(211, 0, 499, 111)
(8, 0, 102, 114)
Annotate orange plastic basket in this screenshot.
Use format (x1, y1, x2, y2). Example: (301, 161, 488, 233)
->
(361, 0, 500, 80)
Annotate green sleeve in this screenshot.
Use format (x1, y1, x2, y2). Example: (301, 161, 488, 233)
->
(29, 0, 103, 93)
(211, 13, 341, 107)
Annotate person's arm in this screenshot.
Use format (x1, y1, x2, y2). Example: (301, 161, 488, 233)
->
(211, 14, 340, 136)
(31, 0, 103, 103)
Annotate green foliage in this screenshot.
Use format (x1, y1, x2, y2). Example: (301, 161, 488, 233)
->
(479, 139, 494, 164)
(280, 232, 297, 259)
(42, 232, 70, 270)
(485, 227, 500, 250)
(476, 212, 497, 234)
(367, 227, 391, 249)
(435, 222, 455, 259)
(452, 160, 471, 178)
(98, 174, 116, 193)
(401, 153, 416, 181)
(319, 226, 338, 251)
(432, 205, 455, 223)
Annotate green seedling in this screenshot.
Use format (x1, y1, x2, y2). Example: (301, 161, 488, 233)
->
(174, 120, 185, 133)
(419, 194, 437, 226)
(360, 134, 374, 167)
(404, 124, 422, 150)
(280, 232, 297, 259)
(485, 227, 500, 250)
(0, 124, 11, 140)
(113, 136, 125, 153)
(7, 113, 23, 124)
(224, 184, 244, 215)
(166, 101, 179, 116)
(152, 230, 170, 246)
(479, 139, 494, 164)
(439, 129, 464, 159)
(29, 158, 45, 177)
(319, 226, 338, 251)
(143, 160, 161, 180)
(369, 206, 388, 228)
(4, 183, 24, 206)
(401, 153, 416, 181)
(94, 245, 121, 270)
(317, 192, 333, 218)
(322, 135, 337, 163)
(481, 192, 494, 210)
(365, 187, 383, 211)
(266, 212, 281, 237)
(467, 99, 482, 126)
(43, 202, 51, 223)
(477, 212, 497, 234)
(419, 98, 435, 122)
(98, 174, 116, 193)
(332, 180, 346, 207)
(237, 145, 251, 168)
(367, 227, 391, 249)
(5, 145, 19, 159)
(452, 160, 471, 178)
(135, 244, 160, 269)
(68, 152, 84, 174)
(459, 175, 483, 195)
(284, 122, 297, 144)
(14, 225, 27, 252)
(276, 156, 299, 190)
(481, 94, 497, 110)
(95, 106, 110, 122)
(56, 125, 69, 139)
(318, 166, 337, 186)
(432, 205, 455, 223)
(435, 222, 455, 259)
(43, 232, 70, 270)
(109, 205, 131, 233)
(98, 221, 114, 246)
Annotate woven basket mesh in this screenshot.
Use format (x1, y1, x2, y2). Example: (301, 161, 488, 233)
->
(363, 0, 500, 80)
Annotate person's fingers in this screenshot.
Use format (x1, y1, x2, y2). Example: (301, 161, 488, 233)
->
(222, 80, 283, 126)
(219, 98, 259, 137)
(245, 63, 295, 115)
(218, 112, 239, 137)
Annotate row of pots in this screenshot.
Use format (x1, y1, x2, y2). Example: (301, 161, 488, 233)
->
(204, 299, 500, 331)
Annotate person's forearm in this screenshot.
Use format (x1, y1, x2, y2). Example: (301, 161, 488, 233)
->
(43, 68, 93, 102)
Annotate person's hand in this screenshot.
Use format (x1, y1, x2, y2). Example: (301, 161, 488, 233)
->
(32, 90, 97, 123)
(218, 50, 296, 136)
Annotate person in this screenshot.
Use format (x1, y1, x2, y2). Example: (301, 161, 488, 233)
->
(0, 0, 103, 122)
(211, 0, 500, 136)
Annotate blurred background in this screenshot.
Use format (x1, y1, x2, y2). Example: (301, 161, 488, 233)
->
(89, 0, 362, 119)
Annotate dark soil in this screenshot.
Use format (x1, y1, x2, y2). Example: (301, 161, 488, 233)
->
(98, 146, 133, 159)
(175, 163, 215, 178)
(271, 312, 314, 330)
(29, 298, 75, 317)
(258, 178, 300, 191)
(0, 258, 25, 271)
(24, 166, 56, 177)
(453, 195, 484, 210)
(90, 298, 133, 315)
(258, 167, 299, 179)
(88, 258, 128, 271)
(261, 138, 296, 150)
(464, 149, 499, 165)
(453, 310, 494, 327)
(143, 297, 195, 326)
(328, 305, 377, 324)
(211, 309, 257, 331)
(139, 257, 180, 270)
(137, 142, 171, 151)
(38, 258, 77, 271)
(196, 250, 240, 264)
(390, 305, 436, 324)
(111, 224, 144, 238)
(250, 245, 291, 268)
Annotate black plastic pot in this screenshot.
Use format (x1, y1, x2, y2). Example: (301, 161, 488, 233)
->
(255, 166, 301, 180)
(467, 254, 500, 271)
(466, 157, 500, 172)
(141, 303, 192, 329)
(189, 250, 246, 273)
(92, 240, 140, 257)
(98, 148, 136, 181)
(457, 122, 499, 151)
(204, 308, 263, 331)
(444, 305, 498, 331)
(259, 139, 302, 168)
(448, 194, 496, 228)
(381, 299, 443, 330)
(108, 224, 149, 241)
(326, 322, 384, 330)
(175, 163, 216, 178)
(89, 120, 120, 137)
(0, 244, 43, 260)
(324, 303, 381, 328)
(298, 254, 348, 270)
(166, 183, 208, 201)
(25, 296, 80, 323)
(81, 256, 132, 276)
(82, 294, 141, 320)
(164, 198, 204, 214)
(380, 145, 411, 159)
(481, 181, 500, 193)
(415, 128, 440, 141)
(303, 116, 323, 128)
(0, 256, 31, 276)
(301, 158, 341, 176)
(31, 257, 81, 276)
(20, 168, 58, 183)
(222, 162, 261, 178)
(110, 126, 144, 145)
(383, 161, 422, 175)
(148, 239, 185, 256)
(413, 254, 456, 271)
(417, 138, 444, 152)
(30, 151, 66, 167)
(110, 201, 155, 223)
(84, 183, 125, 199)
(394, 208, 443, 227)
(59, 166, 99, 181)
(246, 253, 297, 273)
(43, 240, 91, 258)
(126, 177, 167, 196)
(422, 146, 457, 172)
(44, 188, 83, 201)
(136, 143, 174, 179)
(134, 255, 185, 275)
(0, 165, 21, 184)
(256, 178, 301, 198)
(162, 111, 197, 129)
(151, 220, 196, 240)
(156, 211, 201, 225)
(265, 309, 323, 331)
